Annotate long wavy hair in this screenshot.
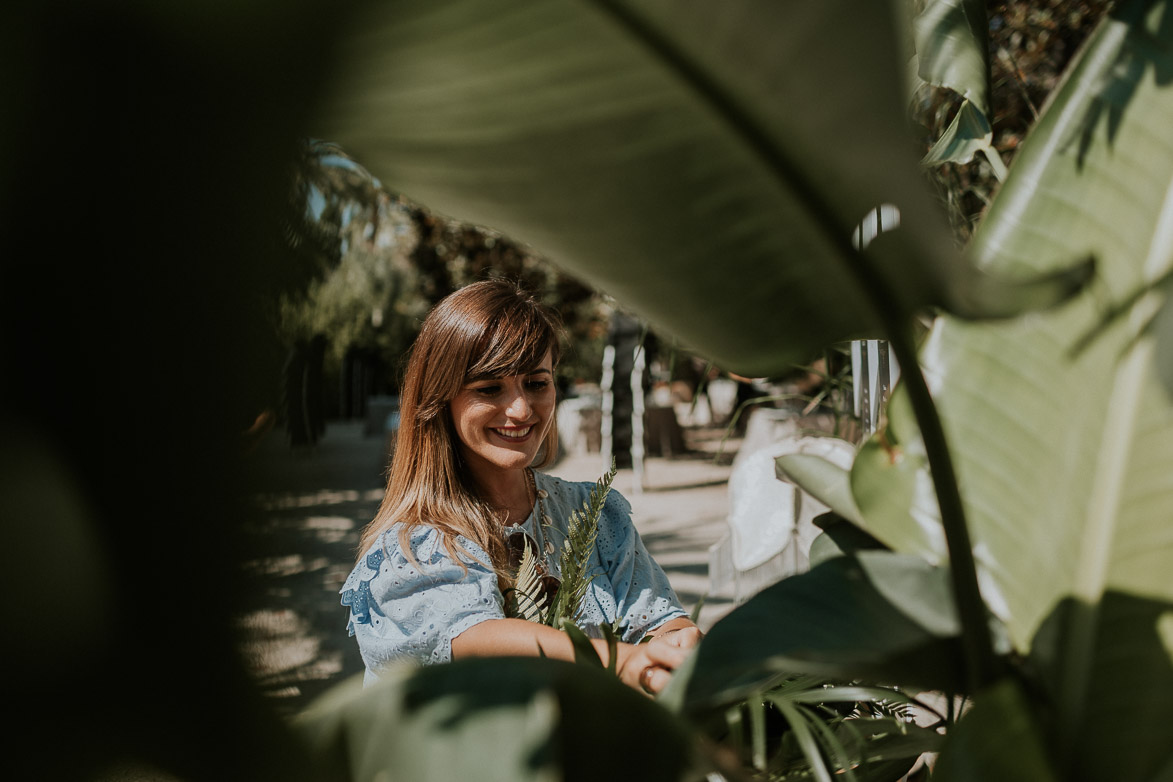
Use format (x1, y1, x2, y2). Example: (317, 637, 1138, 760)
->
(356, 280, 563, 573)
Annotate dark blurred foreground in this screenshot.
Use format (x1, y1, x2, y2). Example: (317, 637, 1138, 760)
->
(2, 4, 350, 779)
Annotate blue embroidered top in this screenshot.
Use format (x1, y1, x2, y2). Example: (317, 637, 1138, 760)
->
(340, 471, 687, 684)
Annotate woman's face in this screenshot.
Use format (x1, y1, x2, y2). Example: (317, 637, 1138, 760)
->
(449, 350, 556, 484)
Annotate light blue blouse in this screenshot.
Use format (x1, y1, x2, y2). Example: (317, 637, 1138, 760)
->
(340, 471, 687, 683)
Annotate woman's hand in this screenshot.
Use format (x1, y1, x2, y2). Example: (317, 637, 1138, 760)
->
(649, 621, 704, 650)
(616, 620, 704, 696)
(454, 617, 703, 696)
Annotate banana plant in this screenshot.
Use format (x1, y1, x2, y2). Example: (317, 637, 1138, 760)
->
(759, 2, 1173, 778)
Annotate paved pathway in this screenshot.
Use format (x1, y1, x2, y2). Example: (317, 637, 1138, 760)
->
(235, 418, 742, 716)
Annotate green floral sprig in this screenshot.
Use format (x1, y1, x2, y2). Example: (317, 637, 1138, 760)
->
(546, 460, 616, 628)
(508, 460, 617, 630)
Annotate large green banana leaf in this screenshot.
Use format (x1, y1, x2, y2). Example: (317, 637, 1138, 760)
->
(313, 0, 1085, 377)
(298, 657, 701, 782)
(851, 2, 1173, 778)
(913, 0, 990, 116)
(682, 551, 965, 708)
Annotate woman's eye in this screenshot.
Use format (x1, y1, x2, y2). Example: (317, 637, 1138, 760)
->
(474, 385, 502, 396)
(526, 380, 550, 391)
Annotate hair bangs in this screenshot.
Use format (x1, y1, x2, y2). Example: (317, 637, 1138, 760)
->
(467, 306, 558, 381)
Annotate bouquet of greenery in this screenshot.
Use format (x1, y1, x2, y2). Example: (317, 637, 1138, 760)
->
(507, 463, 617, 639)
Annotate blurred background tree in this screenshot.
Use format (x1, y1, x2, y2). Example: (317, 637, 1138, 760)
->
(277, 141, 614, 422)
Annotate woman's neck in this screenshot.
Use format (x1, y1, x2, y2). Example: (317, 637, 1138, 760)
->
(473, 466, 533, 525)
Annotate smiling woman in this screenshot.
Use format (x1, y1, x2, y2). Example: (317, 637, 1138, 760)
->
(340, 280, 700, 695)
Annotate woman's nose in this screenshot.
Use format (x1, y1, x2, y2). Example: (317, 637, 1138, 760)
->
(505, 387, 533, 419)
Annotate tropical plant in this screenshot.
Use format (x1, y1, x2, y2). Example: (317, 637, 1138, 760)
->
(296, 0, 1173, 780)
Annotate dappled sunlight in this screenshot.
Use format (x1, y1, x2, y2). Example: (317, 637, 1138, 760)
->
(234, 423, 388, 713)
(254, 488, 384, 511)
(302, 515, 359, 548)
(236, 608, 346, 701)
(242, 553, 335, 579)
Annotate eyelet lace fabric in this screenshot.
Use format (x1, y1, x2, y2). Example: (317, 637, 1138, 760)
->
(340, 471, 687, 683)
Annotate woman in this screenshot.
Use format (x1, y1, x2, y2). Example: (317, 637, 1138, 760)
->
(340, 280, 701, 695)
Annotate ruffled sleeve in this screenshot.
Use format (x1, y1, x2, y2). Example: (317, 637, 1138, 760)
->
(339, 525, 504, 677)
(592, 488, 688, 642)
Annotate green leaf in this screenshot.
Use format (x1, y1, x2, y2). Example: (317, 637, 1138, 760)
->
(1155, 283, 1173, 397)
(921, 99, 1008, 180)
(559, 619, 605, 669)
(313, 0, 1068, 377)
(548, 462, 613, 626)
(509, 535, 550, 623)
(600, 620, 620, 676)
(773, 699, 837, 782)
(298, 667, 562, 782)
(850, 387, 948, 567)
(887, 1, 1173, 776)
(931, 679, 1057, 782)
(913, 0, 990, 116)
(808, 512, 890, 567)
(775, 452, 866, 527)
(297, 657, 699, 782)
(684, 554, 964, 708)
(837, 717, 945, 762)
(807, 531, 846, 568)
(855, 550, 961, 639)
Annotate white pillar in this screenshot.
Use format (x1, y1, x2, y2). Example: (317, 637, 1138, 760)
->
(631, 344, 646, 493)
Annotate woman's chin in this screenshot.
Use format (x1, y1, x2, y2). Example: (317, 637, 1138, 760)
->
(477, 447, 538, 473)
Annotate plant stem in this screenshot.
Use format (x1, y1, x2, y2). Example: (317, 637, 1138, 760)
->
(886, 323, 1000, 692)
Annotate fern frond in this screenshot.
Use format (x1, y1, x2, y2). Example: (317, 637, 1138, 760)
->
(509, 538, 548, 623)
(546, 461, 616, 626)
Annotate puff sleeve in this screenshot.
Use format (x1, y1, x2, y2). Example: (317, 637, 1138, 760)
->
(592, 489, 688, 641)
(339, 525, 504, 680)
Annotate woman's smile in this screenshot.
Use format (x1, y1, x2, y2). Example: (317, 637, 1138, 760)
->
(492, 425, 534, 440)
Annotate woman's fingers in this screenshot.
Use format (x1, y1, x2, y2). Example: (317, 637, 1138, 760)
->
(641, 665, 669, 695)
(657, 626, 703, 650)
(618, 629, 705, 695)
(643, 636, 691, 670)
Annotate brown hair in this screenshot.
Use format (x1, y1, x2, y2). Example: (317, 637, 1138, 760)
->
(356, 279, 563, 573)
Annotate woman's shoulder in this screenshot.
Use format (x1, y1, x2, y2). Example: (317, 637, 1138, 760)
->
(359, 522, 440, 560)
(533, 470, 632, 519)
(342, 522, 487, 591)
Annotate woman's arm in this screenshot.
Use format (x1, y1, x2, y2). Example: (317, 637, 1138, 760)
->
(451, 618, 695, 695)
